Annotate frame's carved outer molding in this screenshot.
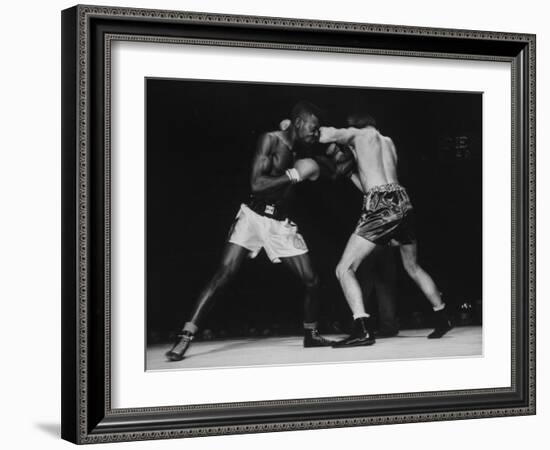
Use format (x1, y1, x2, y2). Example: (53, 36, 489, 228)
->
(79, 4, 535, 41)
(62, 4, 536, 444)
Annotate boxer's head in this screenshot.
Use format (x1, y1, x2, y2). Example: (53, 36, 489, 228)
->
(347, 112, 377, 129)
(290, 101, 323, 144)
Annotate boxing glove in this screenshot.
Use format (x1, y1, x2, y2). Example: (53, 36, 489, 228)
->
(293, 158, 320, 181)
(326, 143, 354, 163)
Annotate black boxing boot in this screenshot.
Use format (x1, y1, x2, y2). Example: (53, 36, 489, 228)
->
(303, 328, 336, 347)
(332, 316, 376, 348)
(428, 306, 453, 339)
(165, 330, 194, 361)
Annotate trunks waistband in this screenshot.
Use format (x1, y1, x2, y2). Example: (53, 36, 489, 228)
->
(364, 183, 405, 195)
(246, 196, 290, 221)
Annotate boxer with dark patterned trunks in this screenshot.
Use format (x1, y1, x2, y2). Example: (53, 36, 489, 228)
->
(355, 183, 416, 246)
(319, 115, 453, 347)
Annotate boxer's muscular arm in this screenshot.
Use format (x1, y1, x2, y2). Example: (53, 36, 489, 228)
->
(319, 127, 359, 145)
(321, 143, 357, 180)
(325, 144, 362, 189)
(250, 134, 292, 194)
(333, 147, 356, 178)
(323, 135, 365, 190)
(315, 154, 356, 180)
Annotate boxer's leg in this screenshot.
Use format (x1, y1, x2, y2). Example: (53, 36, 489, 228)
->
(188, 242, 250, 326)
(357, 247, 377, 324)
(399, 243, 452, 338)
(399, 243, 442, 308)
(333, 234, 378, 347)
(281, 253, 334, 347)
(281, 253, 320, 324)
(335, 234, 377, 318)
(166, 243, 249, 361)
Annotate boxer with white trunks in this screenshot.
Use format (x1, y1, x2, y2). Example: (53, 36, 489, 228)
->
(166, 101, 335, 362)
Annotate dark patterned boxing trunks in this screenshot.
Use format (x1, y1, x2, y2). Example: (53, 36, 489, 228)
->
(354, 183, 416, 246)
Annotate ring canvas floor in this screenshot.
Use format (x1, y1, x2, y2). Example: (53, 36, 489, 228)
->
(146, 325, 482, 371)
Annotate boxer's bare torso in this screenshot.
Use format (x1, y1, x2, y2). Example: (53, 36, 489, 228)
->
(250, 130, 296, 202)
(320, 126, 398, 192)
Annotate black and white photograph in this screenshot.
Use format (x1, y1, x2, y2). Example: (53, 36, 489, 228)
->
(145, 78, 483, 371)
(2, 0, 545, 446)
(55, 1, 536, 446)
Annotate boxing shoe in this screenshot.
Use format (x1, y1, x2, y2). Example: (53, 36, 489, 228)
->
(332, 317, 376, 348)
(303, 328, 336, 347)
(165, 330, 194, 361)
(428, 307, 453, 339)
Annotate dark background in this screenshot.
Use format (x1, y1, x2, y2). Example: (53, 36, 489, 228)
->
(146, 78, 482, 342)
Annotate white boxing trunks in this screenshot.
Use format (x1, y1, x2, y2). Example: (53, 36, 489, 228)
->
(228, 204, 308, 263)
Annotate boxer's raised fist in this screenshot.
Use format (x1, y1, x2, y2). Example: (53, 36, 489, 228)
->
(327, 143, 354, 163)
(326, 143, 339, 157)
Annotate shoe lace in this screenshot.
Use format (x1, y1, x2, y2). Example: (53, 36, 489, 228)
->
(311, 329, 332, 343)
(170, 332, 193, 354)
(176, 332, 193, 341)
